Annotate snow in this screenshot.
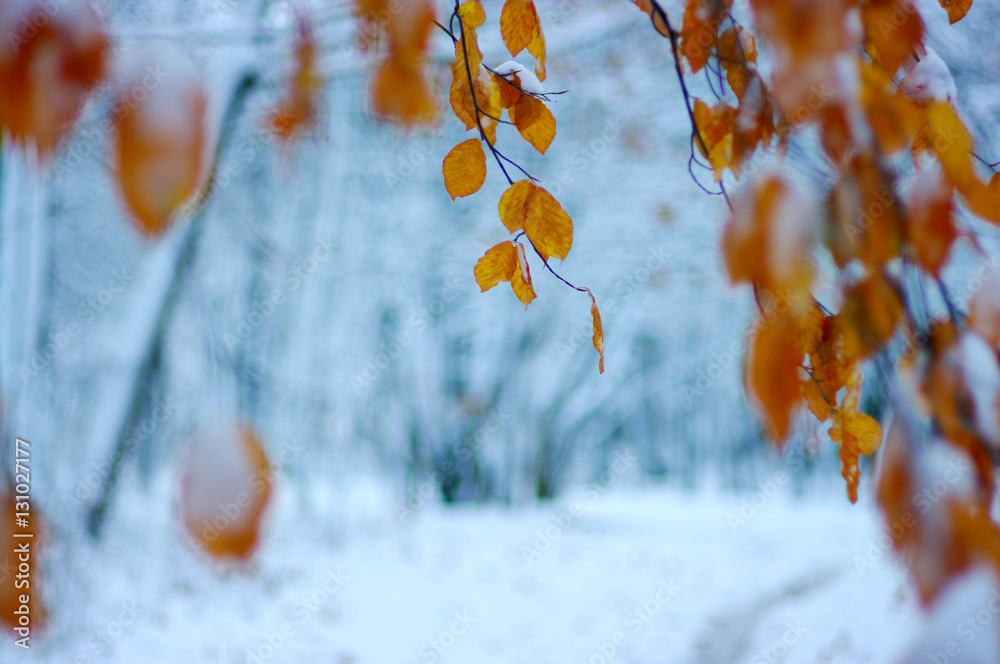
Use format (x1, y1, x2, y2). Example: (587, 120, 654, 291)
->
(899, 566, 1000, 664)
(900, 47, 958, 103)
(2, 485, 922, 664)
(492, 60, 546, 95)
(955, 332, 1000, 448)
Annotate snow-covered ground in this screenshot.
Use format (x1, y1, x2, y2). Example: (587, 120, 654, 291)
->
(6, 483, 919, 664)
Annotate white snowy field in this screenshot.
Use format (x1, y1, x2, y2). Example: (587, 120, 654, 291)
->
(3, 483, 921, 664)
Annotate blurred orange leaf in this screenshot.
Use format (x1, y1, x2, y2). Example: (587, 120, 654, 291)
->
(268, 16, 322, 140)
(114, 47, 207, 237)
(748, 310, 804, 444)
(0, 0, 109, 158)
(181, 426, 273, 561)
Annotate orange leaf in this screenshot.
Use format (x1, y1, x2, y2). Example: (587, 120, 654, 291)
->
(631, 0, 670, 39)
(114, 45, 207, 237)
(450, 61, 500, 144)
(801, 378, 832, 422)
(825, 152, 905, 269)
(498, 180, 533, 232)
(474, 241, 518, 292)
(963, 172, 1000, 223)
(498, 181, 573, 260)
(722, 172, 814, 302)
(587, 289, 605, 374)
(838, 272, 903, 359)
(181, 426, 274, 561)
(693, 98, 737, 182)
(748, 309, 804, 444)
(457, 0, 486, 28)
(509, 95, 556, 154)
(0, 0, 109, 159)
(500, 0, 546, 80)
(268, 15, 322, 140)
(938, 0, 972, 23)
(680, 0, 732, 74)
(830, 406, 883, 503)
(927, 101, 977, 195)
(373, 58, 438, 126)
(861, 0, 924, 75)
(443, 139, 487, 199)
(861, 63, 922, 154)
(907, 166, 958, 276)
(511, 242, 537, 307)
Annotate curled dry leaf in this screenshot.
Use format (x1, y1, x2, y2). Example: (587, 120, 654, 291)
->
(586, 288, 605, 374)
(442, 139, 487, 199)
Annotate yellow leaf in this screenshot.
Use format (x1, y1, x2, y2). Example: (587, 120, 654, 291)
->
(927, 101, 977, 195)
(498, 181, 573, 260)
(523, 187, 573, 261)
(500, 0, 539, 57)
(474, 242, 517, 292)
(587, 288, 605, 374)
(498, 180, 533, 232)
(443, 139, 487, 199)
(830, 407, 883, 503)
(630, 0, 670, 39)
(373, 58, 437, 126)
(457, 0, 486, 28)
(508, 95, 556, 154)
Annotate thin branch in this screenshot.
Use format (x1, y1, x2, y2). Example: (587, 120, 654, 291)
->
(647, 0, 733, 211)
